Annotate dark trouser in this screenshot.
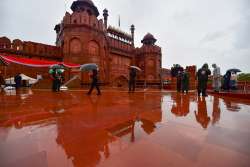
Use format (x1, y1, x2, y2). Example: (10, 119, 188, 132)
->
(182, 81, 189, 93)
(15, 82, 21, 89)
(52, 79, 60, 92)
(198, 80, 207, 96)
(129, 80, 136, 92)
(182, 86, 189, 93)
(88, 81, 101, 95)
(177, 80, 182, 92)
(56, 79, 61, 92)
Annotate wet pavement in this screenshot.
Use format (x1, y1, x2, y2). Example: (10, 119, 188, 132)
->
(0, 89, 250, 167)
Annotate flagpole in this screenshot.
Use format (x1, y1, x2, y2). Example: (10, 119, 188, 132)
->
(118, 15, 120, 28)
(64, 0, 68, 13)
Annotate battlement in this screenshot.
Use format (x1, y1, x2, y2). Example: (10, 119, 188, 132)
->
(135, 45, 161, 55)
(107, 26, 134, 54)
(107, 26, 133, 42)
(0, 37, 62, 59)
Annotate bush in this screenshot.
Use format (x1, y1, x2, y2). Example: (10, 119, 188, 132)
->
(238, 73, 250, 82)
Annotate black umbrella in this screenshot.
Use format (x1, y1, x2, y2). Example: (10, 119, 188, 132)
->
(227, 68, 241, 73)
(80, 63, 98, 71)
(50, 64, 64, 69)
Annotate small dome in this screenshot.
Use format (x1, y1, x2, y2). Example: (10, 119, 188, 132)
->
(71, 0, 99, 16)
(0, 36, 11, 43)
(103, 8, 108, 13)
(13, 39, 22, 43)
(141, 33, 157, 45)
(143, 33, 155, 41)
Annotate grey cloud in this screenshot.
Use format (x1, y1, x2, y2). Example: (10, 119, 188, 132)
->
(200, 31, 228, 44)
(233, 2, 250, 49)
(1, 0, 250, 73)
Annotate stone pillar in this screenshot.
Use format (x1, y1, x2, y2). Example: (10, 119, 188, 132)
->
(130, 24, 135, 46)
(103, 9, 109, 29)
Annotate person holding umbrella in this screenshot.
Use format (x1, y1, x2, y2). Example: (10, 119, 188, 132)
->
(230, 72, 238, 90)
(87, 69, 101, 95)
(229, 68, 241, 90)
(223, 69, 241, 91)
(196, 63, 211, 97)
(80, 63, 101, 95)
(128, 67, 137, 93)
(49, 65, 64, 92)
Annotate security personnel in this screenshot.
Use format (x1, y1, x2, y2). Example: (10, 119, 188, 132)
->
(197, 63, 211, 96)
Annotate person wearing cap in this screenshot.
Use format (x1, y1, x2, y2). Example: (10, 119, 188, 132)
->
(182, 70, 190, 93)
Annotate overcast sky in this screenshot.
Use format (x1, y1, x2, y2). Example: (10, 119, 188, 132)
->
(1, 0, 249, 73)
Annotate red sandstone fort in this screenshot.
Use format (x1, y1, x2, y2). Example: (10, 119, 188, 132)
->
(0, 0, 164, 88)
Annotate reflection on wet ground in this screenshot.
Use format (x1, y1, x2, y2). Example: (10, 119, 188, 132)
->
(0, 89, 250, 167)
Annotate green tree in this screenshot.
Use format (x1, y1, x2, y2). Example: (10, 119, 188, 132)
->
(238, 73, 250, 82)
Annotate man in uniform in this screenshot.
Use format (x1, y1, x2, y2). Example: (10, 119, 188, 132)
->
(196, 63, 211, 96)
(182, 70, 190, 93)
(14, 73, 22, 89)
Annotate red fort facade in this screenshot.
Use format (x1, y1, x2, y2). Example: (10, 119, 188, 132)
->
(0, 0, 162, 88)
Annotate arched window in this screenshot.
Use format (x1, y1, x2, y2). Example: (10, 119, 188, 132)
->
(147, 75, 155, 80)
(88, 41, 99, 56)
(70, 38, 81, 54)
(88, 41, 100, 64)
(147, 59, 155, 67)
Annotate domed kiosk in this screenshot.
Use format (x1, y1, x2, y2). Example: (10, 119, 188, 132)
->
(71, 0, 99, 16)
(141, 33, 157, 45)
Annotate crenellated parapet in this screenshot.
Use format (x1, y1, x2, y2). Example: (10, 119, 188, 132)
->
(107, 26, 134, 56)
(107, 26, 133, 42)
(55, 10, 105, 46)
(135, 45, 161, 55)
(0, 37, 11, 49)
(0, 37, 62, 60)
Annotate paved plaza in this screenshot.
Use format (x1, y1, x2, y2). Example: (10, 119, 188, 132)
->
(0, 89, 250, 167)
